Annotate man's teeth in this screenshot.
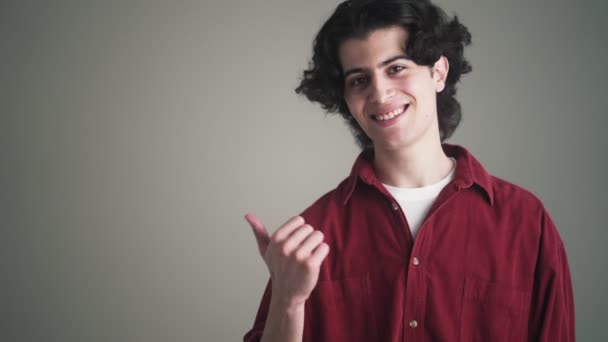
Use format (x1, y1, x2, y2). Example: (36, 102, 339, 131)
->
(373, 106, 406, 121)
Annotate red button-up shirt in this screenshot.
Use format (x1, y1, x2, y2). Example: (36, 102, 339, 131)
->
(244, 144, 575, 341)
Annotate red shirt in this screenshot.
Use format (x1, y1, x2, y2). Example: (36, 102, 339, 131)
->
(244, 144, 575, 342)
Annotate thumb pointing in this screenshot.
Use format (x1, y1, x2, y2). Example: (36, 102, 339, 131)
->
(244, 213, 270, 256)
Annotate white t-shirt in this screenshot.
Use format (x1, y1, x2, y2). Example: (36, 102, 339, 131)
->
(382, 159, 456, 240)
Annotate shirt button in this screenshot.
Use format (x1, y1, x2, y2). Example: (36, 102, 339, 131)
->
(409, 320, 418, 328)
(391, 202, 399, 211)
(412, 257, 420, 266)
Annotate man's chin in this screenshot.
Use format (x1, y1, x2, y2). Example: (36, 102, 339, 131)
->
(372, 139, 412, 154)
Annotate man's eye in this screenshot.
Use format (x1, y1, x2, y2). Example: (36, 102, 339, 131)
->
(349, 77, 368, 87)
(389, 65, 406, 73)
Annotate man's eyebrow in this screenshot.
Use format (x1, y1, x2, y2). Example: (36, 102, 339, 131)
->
(342, 54, 411, 79)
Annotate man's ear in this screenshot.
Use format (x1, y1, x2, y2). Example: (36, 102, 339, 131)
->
(433, 55, 449, 93)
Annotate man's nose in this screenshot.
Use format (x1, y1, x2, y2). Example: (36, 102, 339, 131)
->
(368, 75, 395, 104)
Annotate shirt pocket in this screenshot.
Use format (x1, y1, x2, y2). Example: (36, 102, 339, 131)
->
(459, 276, 531, 342)
(304, 273, 378, 342)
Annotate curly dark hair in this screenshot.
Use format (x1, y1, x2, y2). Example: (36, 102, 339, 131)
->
(295, 0, 472, 149)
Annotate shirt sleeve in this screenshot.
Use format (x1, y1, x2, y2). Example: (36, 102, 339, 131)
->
(243, 279, 272, 342)
(527, 209, 576, 341)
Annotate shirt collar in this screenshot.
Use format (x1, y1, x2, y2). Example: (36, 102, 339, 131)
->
(340, 143, 495, 206)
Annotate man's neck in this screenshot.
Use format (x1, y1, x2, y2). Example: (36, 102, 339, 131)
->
(373, 139, 454, 189)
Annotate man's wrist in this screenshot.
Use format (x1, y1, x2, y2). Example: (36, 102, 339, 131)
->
(269, 294, 306, 316)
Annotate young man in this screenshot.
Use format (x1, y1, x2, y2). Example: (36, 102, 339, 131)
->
(244, 0, 575, 341)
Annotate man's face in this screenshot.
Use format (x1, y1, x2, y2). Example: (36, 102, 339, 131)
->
(339, 25, 448, 151)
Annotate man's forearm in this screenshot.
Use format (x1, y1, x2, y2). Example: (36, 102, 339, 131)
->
(260, 297, 305, 342)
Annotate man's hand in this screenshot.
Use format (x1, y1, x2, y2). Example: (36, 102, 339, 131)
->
(245, 214, 330, 309)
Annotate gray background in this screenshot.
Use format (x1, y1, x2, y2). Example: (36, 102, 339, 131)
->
(2, 0, 606, 341)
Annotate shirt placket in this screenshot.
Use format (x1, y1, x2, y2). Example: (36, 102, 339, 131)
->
(390, 183, 462, 342)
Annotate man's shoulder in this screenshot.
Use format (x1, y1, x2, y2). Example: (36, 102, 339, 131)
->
(486, 174, 551, 223)
(298, 177, 351, 226)
(489, 174, 567, 258)
(490, 175, 543, 205)
(302, 176, 351, 210)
